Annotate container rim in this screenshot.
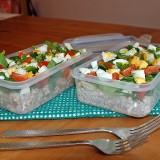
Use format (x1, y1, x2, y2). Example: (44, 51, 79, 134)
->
(0, 45, 93, 89)
(72, 41, 160, 92)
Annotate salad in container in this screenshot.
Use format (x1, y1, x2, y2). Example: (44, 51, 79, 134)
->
(72, 41, 160, 117)
(0, 41, 92, 114)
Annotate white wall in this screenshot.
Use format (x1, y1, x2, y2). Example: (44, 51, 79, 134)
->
(32, 0, 160, 29)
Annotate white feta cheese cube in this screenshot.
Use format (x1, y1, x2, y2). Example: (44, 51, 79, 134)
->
(79, 68, 91, 74)
(91, 60, 98, 70)
(64, 43, 73, 50)
(26, 63, 38, 68)
(38, 66, 48, 73)
(52, 57, 63, 64)
(148, 44, 157, 51)
(131, 70, 145, 79)
(64, 54, 71, 61)
(15, 68, 26, 75)
(36, 45, 48, 53)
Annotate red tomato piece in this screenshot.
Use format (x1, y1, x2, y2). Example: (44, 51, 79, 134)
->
(144, 66, 159, 76)
(22, 57, 32, 64)
(98, 60, 104, 65)
(11, 72, 29, 82)
(120, 64, 136, 77)
(104, 62, 114, 69)
(64, 50, 75, 57)
(0, 64, 3, 69)
(112, 72, 119, 80)
(18, 51, 29, 58)
(130, 64, 137, 70)
(87, 71, 97, 76)
(47, 46, 51, 51)
(38, 61, 49, 67)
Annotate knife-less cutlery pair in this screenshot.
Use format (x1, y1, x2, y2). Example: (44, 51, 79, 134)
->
(0, 115, 160, 155)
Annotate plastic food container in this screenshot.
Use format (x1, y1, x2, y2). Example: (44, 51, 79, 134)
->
(72, 40, 160, 117)
(0, 43, 93, 114)
(63, 33, 151, 54)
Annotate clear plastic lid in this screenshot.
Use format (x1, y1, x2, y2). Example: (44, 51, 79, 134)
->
(63, 33, 152, 53)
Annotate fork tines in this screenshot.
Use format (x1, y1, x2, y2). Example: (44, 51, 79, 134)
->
(115, 131, 148, 154)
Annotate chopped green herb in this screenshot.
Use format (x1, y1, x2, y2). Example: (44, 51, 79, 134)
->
(156, 47, 160, 52)
(0, 72, 11, 81)
(25, 66, 39, 74)
(98, 64, 106, 71)
(116, 62, 130, 70)
(30, 52, 38, 58)
(0, 50, 8, 69)
(36, 54, 46, 63)
(156, 54, 160, 58)
(150, 72, 158, 77)
(116, 52, 126, 59)
(147, 49, 155, 54)
(120, 76, 135, 83)
(45, 41, 65, 53)
(127, 45, 133, 50)
(146, 75, 154, 83)
(21, 54, 27, 61)
(9, 56, 21, 64)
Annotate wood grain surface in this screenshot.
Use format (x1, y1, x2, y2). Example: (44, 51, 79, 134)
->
(0, 16, 160, 160)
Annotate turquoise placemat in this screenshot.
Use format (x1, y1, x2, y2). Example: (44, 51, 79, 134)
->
(0, 85, 159, 121)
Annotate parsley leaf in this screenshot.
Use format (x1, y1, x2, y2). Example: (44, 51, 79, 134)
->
(120, 76, 135, 83)
(116, 62, 130, 70)
(45, 41, 65, 53)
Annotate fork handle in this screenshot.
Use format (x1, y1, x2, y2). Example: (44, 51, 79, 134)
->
(2, 128, 109, 138)
(0, 140, 89, 151)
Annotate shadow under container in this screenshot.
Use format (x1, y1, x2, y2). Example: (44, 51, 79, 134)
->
(0, 45, 92, 114)
(72, 41, 160, 117)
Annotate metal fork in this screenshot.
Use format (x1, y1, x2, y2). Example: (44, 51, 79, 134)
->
(2, 115, 160, 139)
(0, 131, 147, 154)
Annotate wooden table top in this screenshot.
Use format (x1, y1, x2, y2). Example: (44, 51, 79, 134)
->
(0, 16, 160, 160)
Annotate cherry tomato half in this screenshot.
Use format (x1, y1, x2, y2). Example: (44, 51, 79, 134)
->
(112, 72, 119, 80)
(144, 66, 159, 76)
(0, 64, 3, 69)
(104, 62, 114, 69)
(120, 64, 136, 77)
(98, 60, 104, 65)
(64, 50, 75, 57)
(18, 51, 29, 58)
(38, 61, 49, 67)
(22, 57, 32, 64)
(87, 71, 97, 76)
(11, 72, 29, 82)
